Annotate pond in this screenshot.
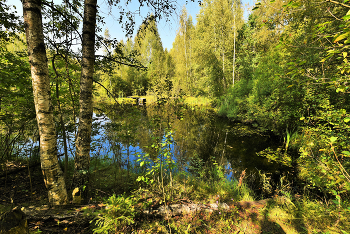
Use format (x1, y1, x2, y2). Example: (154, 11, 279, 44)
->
(55, 103, 289, 184)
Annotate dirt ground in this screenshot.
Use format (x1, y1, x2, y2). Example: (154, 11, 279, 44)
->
(0, 162, 94, 233)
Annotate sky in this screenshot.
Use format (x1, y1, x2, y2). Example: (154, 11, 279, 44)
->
(11, 0, 256, 51)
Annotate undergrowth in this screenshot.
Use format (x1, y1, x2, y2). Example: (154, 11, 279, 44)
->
(88, 131, 350, 234)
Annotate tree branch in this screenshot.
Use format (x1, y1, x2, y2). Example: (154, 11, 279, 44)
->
(325, 0, 350, 8)
(41, 1, 83, 42)
(93, 79, 120, 105)
(95, 55, 147, 69)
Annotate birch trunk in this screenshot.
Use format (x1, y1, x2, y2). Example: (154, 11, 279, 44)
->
(23, 0, 67, 205)
(232, 1, 236, 87)
(72, 0, 97, 203)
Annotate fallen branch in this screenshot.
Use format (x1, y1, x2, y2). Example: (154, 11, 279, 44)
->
(143, 198, 273, 219)
(0, 162, 40, 178)
(20, 197, 286, 223)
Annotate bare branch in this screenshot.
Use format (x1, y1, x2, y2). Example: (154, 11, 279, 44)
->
(325, 0, 350, 8)
(92, 79, 120, 105)
(95, 55, 147, 69)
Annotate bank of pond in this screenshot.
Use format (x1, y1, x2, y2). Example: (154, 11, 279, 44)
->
(1, 102, 349, 233)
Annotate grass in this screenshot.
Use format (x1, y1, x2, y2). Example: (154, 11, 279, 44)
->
(94, 95, 213, 107)
(87, 161, 350, 234)
(183, 96, 212, 107)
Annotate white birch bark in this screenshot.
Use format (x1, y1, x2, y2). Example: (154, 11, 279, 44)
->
(23, 0, 68, 205)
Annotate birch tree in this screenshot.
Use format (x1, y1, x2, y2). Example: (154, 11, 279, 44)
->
(194, 0, 243, 95)
(171, 7, 195, 96)
(21, 0, 188, 204)
(22, 0, 68, 205)
(72, 0, 97, 203)
(134, 16, 170, 98)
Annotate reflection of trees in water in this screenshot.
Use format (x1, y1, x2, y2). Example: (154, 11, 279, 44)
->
(101, 104, 283, 178)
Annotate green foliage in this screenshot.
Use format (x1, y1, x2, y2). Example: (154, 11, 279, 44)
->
(92, 194, 136, 233)
(280, 0, 350, 196)
(95, 17, 175, 102)
(48, 51, 80, 117)
(0, 35, 36, 163)
(170, 7, 196, 96)
(135, 130, 177, 203)
(298, 108, 350, 195)
(257, 147, 293, 167)
(218, 0, 350, 197)
(0, 0, 23, 40)
(220, 46, 303, 133)
(0, 36, 33, 124)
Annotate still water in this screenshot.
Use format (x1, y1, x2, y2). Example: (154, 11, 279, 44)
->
(56, 104, 288, 182)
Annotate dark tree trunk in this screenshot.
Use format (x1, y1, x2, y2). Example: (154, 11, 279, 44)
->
(72, 0, 97, 203)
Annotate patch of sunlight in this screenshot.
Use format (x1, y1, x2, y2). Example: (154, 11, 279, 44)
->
(184, 96, 212, 106)
(236, 220, 260, 234)
(241, 193, 254, 201)
(268, 207, 298, 234)
(141, 95, 157, 104)
(117, 98, 137, 105)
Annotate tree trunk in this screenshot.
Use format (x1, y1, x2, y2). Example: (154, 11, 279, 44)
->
(72, 0, 97, 203)
(232, 1, 236, 87)
(22, 0, 67, 205)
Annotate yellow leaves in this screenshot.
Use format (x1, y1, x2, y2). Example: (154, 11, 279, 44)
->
(343, 10, 350, 21)
(252, 2, 261, 11)
(335, 178, 343, 184)
(334, 32, 349, 43)
(72, 187, 79, 196)
(72, 187, 81, 204)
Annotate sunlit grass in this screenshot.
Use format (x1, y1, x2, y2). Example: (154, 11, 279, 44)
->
(140, 95, 157, 104)
(94, 95, 214, 107)
(89, 163, 350, 233)
(184, 96, 212, 106)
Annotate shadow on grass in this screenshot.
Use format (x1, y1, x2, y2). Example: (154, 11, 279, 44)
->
(260, 219, 286, 234)
(259, 199, 308, 234)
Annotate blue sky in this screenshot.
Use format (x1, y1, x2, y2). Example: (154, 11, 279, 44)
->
(11, 0, 256, 50)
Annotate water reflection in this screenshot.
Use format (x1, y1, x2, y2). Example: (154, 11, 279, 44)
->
(83, 104, 286, 181)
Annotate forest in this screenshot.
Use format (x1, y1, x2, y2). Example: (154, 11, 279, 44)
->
(0, 0, 350, 233)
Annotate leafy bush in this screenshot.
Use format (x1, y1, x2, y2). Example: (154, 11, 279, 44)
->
(92, 194, 137, 233)
(298, 108, 350, 195)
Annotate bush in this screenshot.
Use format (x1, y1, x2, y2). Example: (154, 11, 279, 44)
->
(92, 194, 137, 233)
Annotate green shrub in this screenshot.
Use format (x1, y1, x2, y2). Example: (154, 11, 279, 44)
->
(92, 194, 137, 233)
